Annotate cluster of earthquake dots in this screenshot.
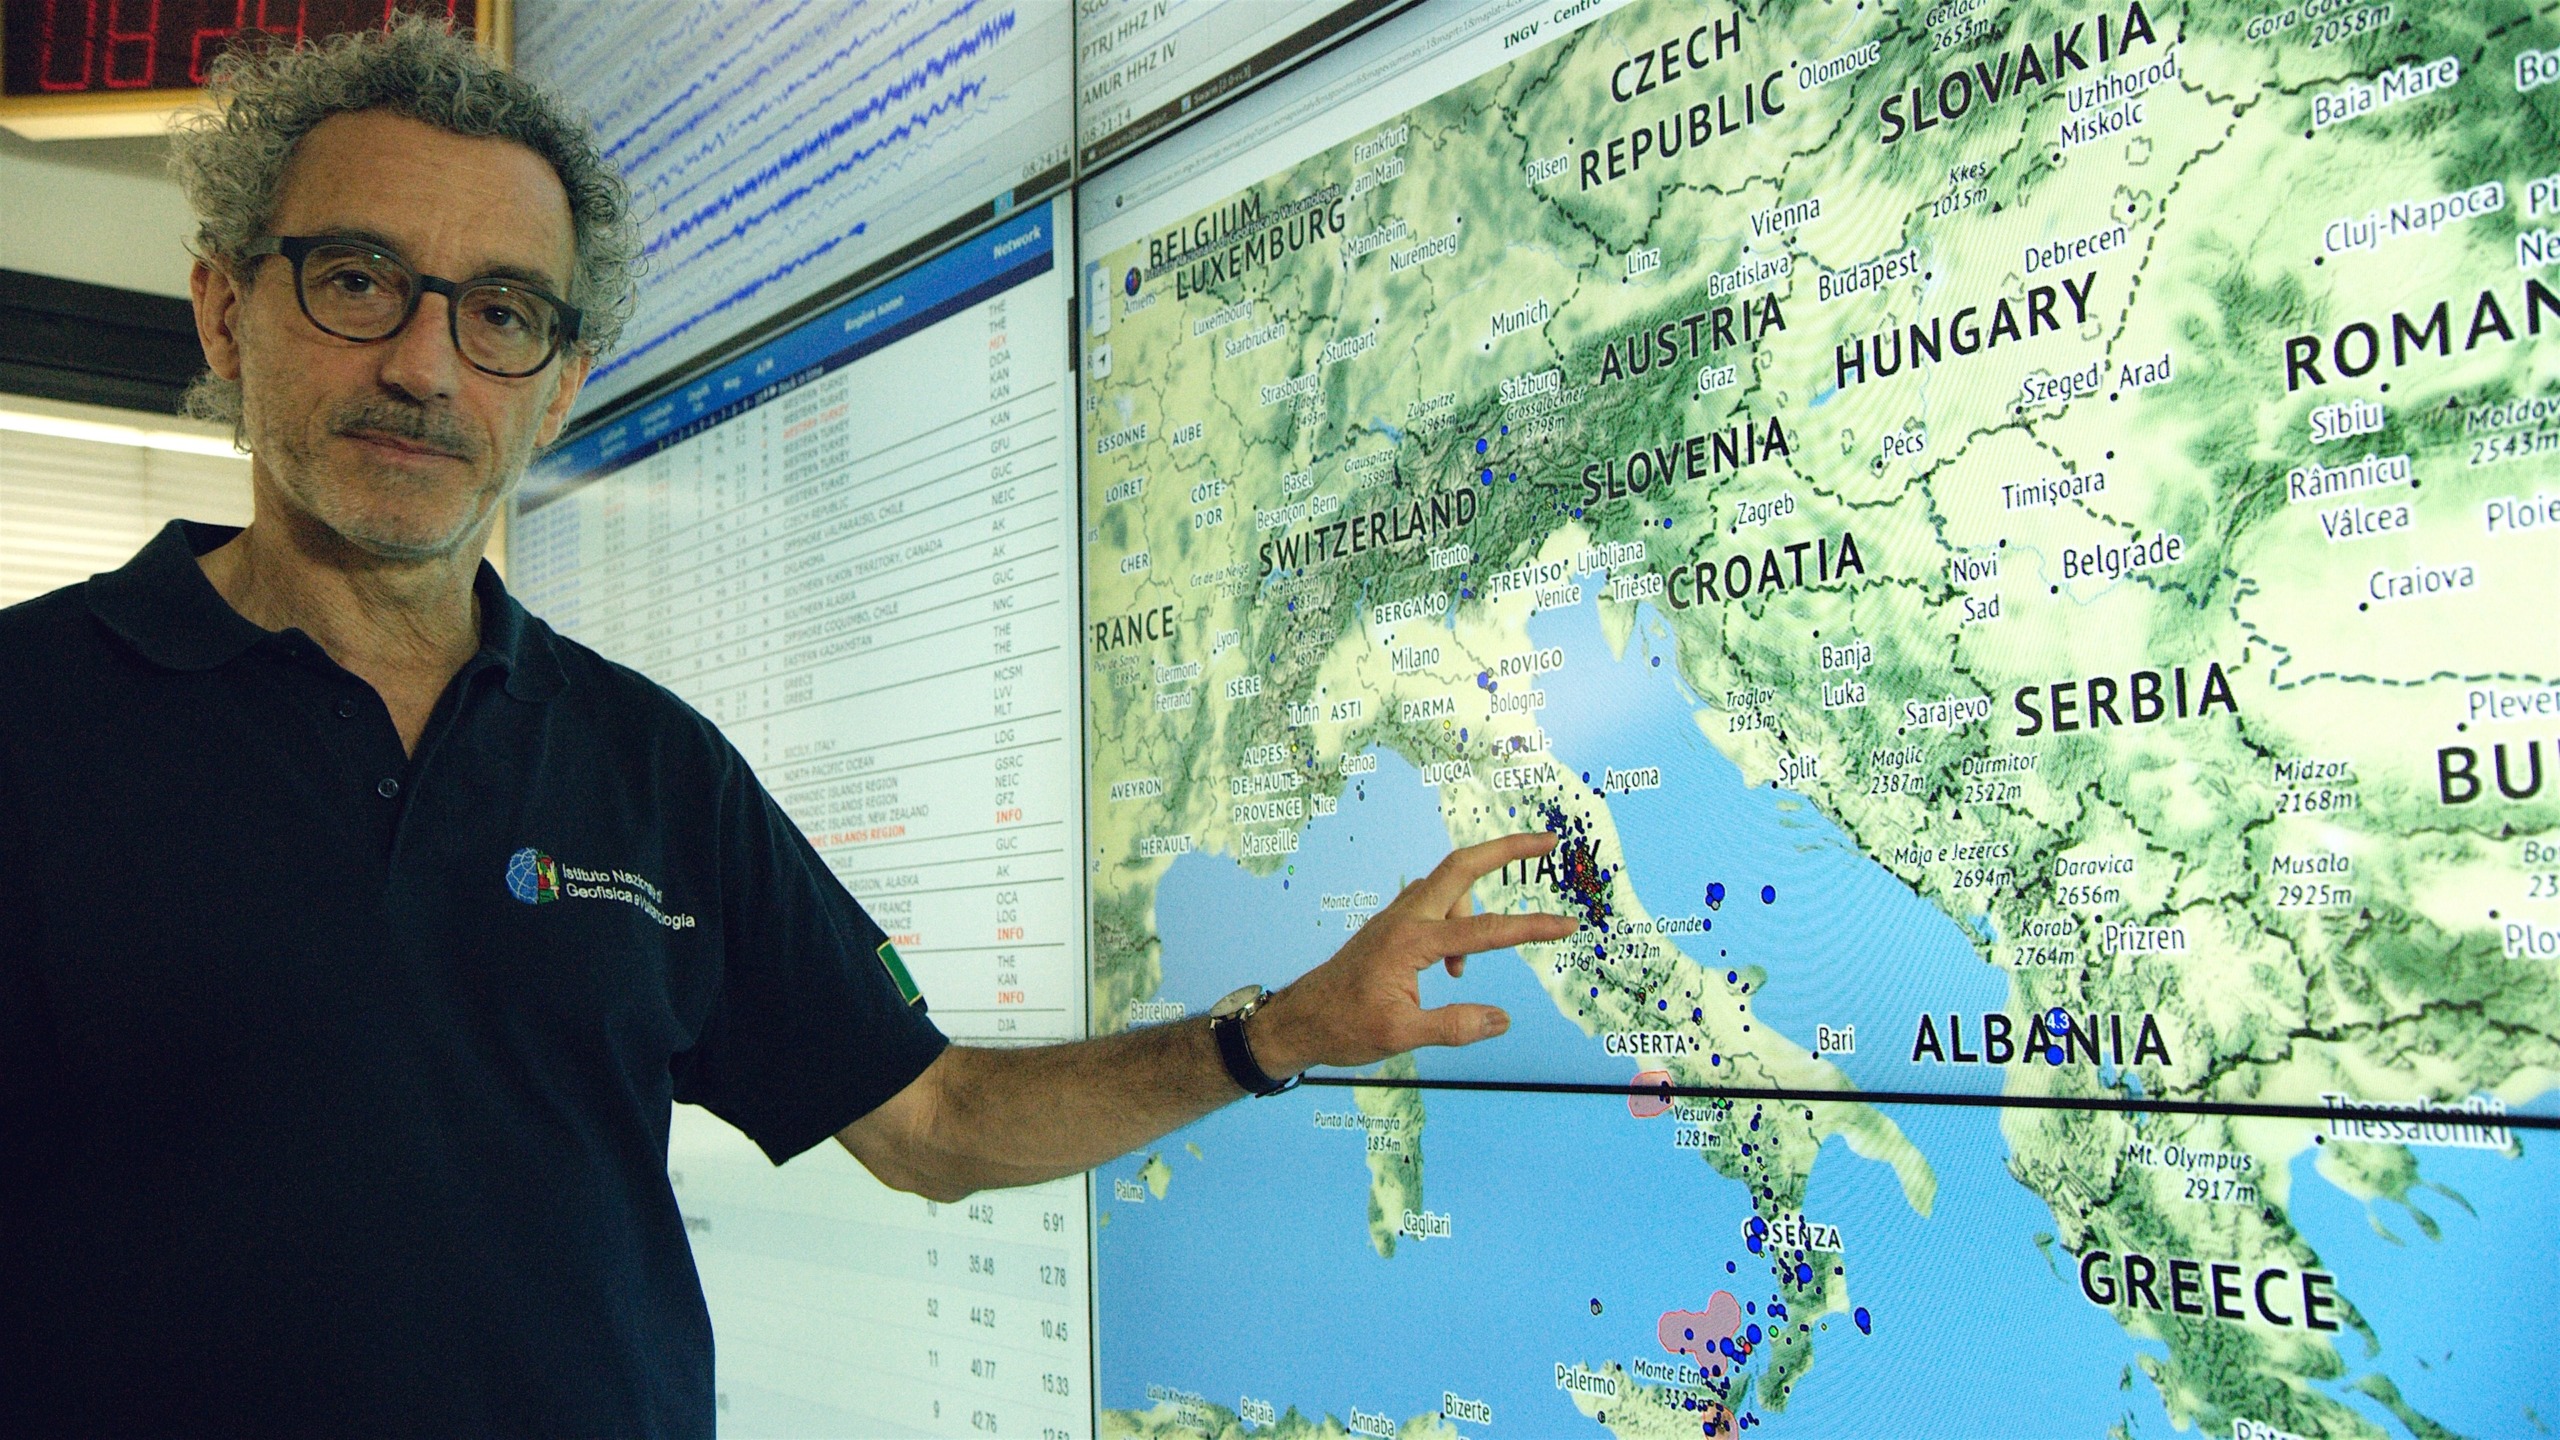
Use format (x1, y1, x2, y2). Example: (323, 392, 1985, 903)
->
(1528, 869, 1869, 1438)
(1531, 798, 1617, 943)
(1587, 1100, 1878, 1437)
(1305, 430, 1873, 1434)
(1507, 804, 1786, 1061)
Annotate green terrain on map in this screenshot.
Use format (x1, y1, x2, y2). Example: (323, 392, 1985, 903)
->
(1084, 0, 2560, 1435)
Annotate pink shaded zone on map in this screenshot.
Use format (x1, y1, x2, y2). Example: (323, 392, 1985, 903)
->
(1658, 1289, 1745, 1377)
(1627, 1069, 1674, 1118)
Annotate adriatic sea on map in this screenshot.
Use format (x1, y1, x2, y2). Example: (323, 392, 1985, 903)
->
(1079, 0, 2560, 1437)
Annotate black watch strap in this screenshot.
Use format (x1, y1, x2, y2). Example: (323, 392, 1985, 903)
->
(1213, 1010, 1298, 1097)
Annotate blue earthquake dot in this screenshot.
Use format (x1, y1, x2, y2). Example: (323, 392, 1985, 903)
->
(2047, 1046, 2066, 1065)
(1590, 987, 1600, 997)
(1727, 1261, 1736, 1273)
(1727, 970, 1739, 984)
(1707, 882, 1726, 906)
(1853, 1307, 1872, 1335)
(1652, 656, 1662, 666)
(1747, 1324, 1763, 1345)
(1711, 1053, 1722, 1066)
(1659, 999, 1668, 1010)
(1761, 885, 1777, 904)
(1796, 1263, 1813, 1285)
(2048, 1008, 2073, 1033)
(1476, 438, 1488, 454)
(1692, 1007, 1703, 1020)
(1500, 424, 1510, 435)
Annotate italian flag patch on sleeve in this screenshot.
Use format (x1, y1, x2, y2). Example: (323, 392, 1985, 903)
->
(877, 940, 925, 1007)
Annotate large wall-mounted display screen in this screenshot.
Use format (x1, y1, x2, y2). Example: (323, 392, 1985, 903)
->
(1076, 1, 2560, 1437)
(517, 0, 1073, 420)
(513, 199, 1092, 1440)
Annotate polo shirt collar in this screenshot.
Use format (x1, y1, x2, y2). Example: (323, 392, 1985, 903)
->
(85, 520, 266, 672)
(86, 519, 566, 702)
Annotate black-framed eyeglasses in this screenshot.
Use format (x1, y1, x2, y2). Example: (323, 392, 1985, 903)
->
(243, 235, 583, 379)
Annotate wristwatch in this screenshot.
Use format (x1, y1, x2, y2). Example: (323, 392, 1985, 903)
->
(1208, 984, 1299, 1097)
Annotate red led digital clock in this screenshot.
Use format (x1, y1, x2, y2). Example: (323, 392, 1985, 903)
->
(1, 0, 507, 138)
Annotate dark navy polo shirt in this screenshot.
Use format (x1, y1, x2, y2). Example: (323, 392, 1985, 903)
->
(0, 520, 948, 1437)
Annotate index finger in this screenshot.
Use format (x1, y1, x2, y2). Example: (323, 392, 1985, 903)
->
(1400, 830, 1559, 916)
(1410, 910, 1580, 967)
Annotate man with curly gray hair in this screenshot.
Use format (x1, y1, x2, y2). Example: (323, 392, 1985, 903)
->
(169, 14, 638, 557)
(0, 15, 1570, 1438)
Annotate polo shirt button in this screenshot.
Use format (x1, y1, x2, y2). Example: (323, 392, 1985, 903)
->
(376, 777, 401, 799)
(336, 699, 359, 719)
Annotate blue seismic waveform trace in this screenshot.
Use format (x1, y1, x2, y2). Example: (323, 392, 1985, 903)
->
(517, 0, 1072, 415)
(600, 0, 835, 167)
(644, 13, 1016, 262)
(593, 75, 1001, 386)
(626, 0, 988, 190)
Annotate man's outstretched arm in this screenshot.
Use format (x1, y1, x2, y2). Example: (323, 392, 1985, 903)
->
(837, 832, 1576, 1201)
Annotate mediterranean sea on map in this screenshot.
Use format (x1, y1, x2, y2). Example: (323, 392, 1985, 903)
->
(1096, 589, 2560, 1438)
(1138, 586, 2023, 1092)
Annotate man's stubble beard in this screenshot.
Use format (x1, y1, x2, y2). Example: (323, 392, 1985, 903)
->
(246, 380, 545, 565)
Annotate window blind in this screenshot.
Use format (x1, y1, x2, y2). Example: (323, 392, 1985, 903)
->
(0, 426, 251, 609)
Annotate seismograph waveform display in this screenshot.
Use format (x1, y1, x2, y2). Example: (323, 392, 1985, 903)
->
(643, 16, 1012, 260)
(620, 0, 996, 199)
(519, 0, 1072, 413)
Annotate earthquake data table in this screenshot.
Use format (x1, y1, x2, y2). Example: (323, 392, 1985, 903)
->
(513, 205, 1091, 1440)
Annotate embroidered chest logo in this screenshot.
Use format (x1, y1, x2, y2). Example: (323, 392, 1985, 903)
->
(505, 847, 697, 930)
(505, 847, 561, 904)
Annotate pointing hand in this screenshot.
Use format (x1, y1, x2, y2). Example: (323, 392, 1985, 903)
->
(1243, 832, 1581, 1076)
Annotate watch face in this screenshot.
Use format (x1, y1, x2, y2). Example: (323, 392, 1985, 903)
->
(1208, 984, 1265, 1020)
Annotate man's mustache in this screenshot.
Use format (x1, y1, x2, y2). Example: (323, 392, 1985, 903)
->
(330, 401, 480, 462)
